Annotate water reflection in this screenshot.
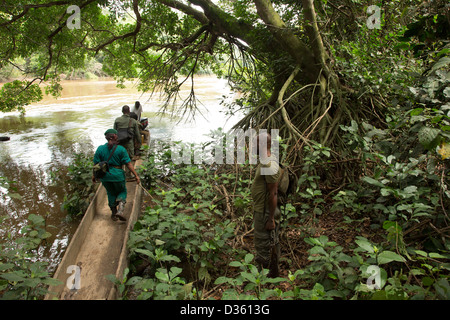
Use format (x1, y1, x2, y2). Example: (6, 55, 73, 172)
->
(0, 76, 239, 270)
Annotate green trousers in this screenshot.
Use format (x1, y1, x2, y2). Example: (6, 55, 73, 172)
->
(119, 139, 135, 158)
(253, 207, 281, 271)
(101, 180, 127, 209)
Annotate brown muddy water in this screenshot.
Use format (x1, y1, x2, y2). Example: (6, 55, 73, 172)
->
(0, 76, 239, 271)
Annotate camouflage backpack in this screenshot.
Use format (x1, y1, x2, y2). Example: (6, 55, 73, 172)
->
(277, 164, 298, 203)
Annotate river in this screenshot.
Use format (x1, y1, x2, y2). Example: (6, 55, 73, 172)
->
(0, 76, 240, 270)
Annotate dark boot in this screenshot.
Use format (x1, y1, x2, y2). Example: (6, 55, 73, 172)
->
(267, 244, 280, 278)
(110, 206, 119, 221)
(267, 263, 279, 278)
(255, 255, 270, 274)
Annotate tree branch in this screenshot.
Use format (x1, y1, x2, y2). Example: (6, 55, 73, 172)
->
(0, 1, 71, 27)
(253, 0, 318, 83)
(86, 0, 142, 54)
(156, 0, 209, 25)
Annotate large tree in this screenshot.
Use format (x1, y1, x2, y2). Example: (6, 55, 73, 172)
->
(1, 0, 447, 157)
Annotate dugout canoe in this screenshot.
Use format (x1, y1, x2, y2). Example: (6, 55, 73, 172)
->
(44, 159, 143, 300)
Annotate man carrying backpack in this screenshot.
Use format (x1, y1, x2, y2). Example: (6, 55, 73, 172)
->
(114, 105, 141, 161)
(114, 105, 142, 180)
(250, 132, 281, 277)
(92, 129, 140, 222)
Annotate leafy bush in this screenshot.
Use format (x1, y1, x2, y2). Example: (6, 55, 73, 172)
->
(0, 214, 62, 299)
(127, 144, 246, 299)
(58, 152, 96, 217)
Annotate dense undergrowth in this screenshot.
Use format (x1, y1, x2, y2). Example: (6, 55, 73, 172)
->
(1, 122, 448, 299)
(119, 113, 449, 300)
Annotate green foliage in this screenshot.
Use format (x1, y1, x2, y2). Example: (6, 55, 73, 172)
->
(338, 98, 449, 227)
(121, 124, 449, 300)
(297, 142, 331, 219)
(0, 176, 22, 202)
(57, 152, 96, 217)
(0, 214, 62, 299)
(125, 142, 246, 299)
(0, 80, 43, 114)
(215, 254, 285, 300)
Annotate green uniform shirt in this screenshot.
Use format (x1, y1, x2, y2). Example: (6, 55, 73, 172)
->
(93, 143, 130, 182)
(113, 114, 141, 157)
(251, 154, 281, 213)
(113, 114, 141, 140)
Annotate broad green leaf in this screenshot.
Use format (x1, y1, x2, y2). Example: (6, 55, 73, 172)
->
(418, 126, 440, 150)
(265, 277, 286, 284)
(41, 278, 64, 286)
(135, 248, 154, 258)
(244, 253, 254, 264)
(429, 252, 448, 259)
(28, 214, 45, 226)
(377, 250, 406, 264)
(23, 278, 41, 288)
(126, 276, 142, 286)
(0, 263, 14, 271)
(434, 278, 450, 300)
(1, 272, 26, 282)
(355, 238, 375, 253)
(422, 276, 434, 286)
(214, 276, 232, 285)
(310, 246, 327, 255)
(8, 193, 22, 200)
(362, 177, 385, 188)
(155, 282, 169, 292)
(241, 272, 257, 283)
(414, 250, 428, 257)
(169, 267, 183, 279)
(160, 255, 181, 263)
(409, 108, 423, 116)
(155, 271, 169, 282)
(430, 57, 450, 74)
(229, 261, 243, 268)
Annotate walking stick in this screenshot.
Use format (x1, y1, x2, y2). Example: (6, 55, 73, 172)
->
(139, 183, 154, 199)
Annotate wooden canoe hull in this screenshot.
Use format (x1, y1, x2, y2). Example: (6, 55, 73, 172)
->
(45, 159, 143, 300)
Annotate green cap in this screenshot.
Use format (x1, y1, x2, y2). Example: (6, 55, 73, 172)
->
(104, 128, 118, 135)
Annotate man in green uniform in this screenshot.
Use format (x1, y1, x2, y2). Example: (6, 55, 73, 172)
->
(250, 132, 281, 277)
(92, 129, 140, 221)
(114, 105, 141, 160)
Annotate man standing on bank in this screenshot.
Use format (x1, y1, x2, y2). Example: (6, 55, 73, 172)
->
(92, 129, 140, 222)
(250, 132, 281, 277)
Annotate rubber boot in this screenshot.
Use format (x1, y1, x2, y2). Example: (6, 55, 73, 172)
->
(115, 201, 127, 221)
(110, 206, 119, 221)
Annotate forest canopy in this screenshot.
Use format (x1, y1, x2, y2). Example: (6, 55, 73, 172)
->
(1, 1, 447, 145)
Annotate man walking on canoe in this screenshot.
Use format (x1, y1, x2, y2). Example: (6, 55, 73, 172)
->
(114, 105, 142, 160)
(92, 129, 140, 222)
